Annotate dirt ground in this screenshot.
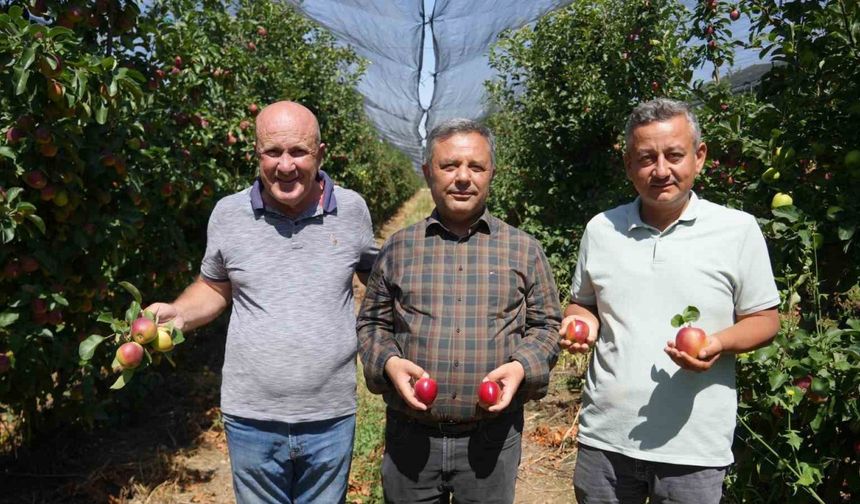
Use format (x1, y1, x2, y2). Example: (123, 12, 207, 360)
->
(0, 190, 585, 503)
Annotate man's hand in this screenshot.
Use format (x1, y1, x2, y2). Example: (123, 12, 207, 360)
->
(144, 302, 186, 331)
(481, 361, 525, 413)
(664, 336, 724, 372)
(384, 356, 429, 411)
(558, 315, 598, 354)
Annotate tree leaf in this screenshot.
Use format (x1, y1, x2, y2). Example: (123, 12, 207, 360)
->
(51, 293, 69, 307)
(125, 301, 141, 323)
(682, 306, 700, 323)
(119, 281, 142, 305)
(0, 311, 19, 327)
(20, 45, 35, 69)
(97, 312, 115, 324)
(15, 67, 30, 95)
(172, 328, 185, 345)
(670, 314, 685, 328)
(78, 335, 106, 361)
(110, 368, 135, 390)
(26, 214, 46, 234)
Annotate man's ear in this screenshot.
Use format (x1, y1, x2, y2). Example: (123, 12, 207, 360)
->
(694, 142, 707, 175)
(421, 163, 431, 184)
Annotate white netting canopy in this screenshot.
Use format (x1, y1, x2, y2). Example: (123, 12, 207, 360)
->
(285, 0, 574, 164)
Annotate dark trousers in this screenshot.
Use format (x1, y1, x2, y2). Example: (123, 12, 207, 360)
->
(574, 444, 727, 504)
(381, 409, 524, 504)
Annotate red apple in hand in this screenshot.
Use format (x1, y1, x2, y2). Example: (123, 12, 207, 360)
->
(478, 381, 501, 407)
(671, 306, 709, 359)
(131, 316, 157, 345)
(675, 326, 708, 358)
(565, 319, 589, 344)
(414, 377, 437, 406)
(116, 342, 144, 369)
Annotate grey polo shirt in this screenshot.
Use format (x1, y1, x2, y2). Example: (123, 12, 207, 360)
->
(571, 193, 779, 466)
(201, 171, 378, 423)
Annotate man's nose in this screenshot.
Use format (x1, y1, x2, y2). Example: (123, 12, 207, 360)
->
(653, 155, 671, 177)
(276, 153, 296, 171)
(454, 164, 470, 183)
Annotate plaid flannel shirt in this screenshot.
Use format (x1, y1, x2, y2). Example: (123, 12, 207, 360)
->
(358, 208, 561, 422)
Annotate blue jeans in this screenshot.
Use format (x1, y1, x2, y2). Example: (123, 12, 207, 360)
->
(223, 413, 355, 504)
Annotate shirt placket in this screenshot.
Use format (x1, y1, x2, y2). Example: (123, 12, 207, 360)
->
(448, 236, 468, 406)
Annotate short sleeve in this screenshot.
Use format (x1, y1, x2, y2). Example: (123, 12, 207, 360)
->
(570, 227, 596, 306)
(200, 203, 228, 281)
(733, 216, 780, 315)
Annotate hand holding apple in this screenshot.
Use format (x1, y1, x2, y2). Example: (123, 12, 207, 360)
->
(479, 360, 525, 412)
(414, 377, 438, 406)
(559, 315, 596, 354)
(384, 356, 430, 411)
(665, 306, 723, 372)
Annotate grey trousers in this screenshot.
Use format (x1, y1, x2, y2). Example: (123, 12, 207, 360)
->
(381, 409, 524, 504)
(574, 444, 727, 504)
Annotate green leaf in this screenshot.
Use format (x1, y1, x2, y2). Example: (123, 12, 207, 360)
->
(119, 281, 142, 305)
(47, 26, 75, 39)
(97, 312, 115, 325)
(782, 429, 802, 450)
(771, 206, 799, 222)
(78, 335, 106, 361)
(125, 301, 141, 324)
(5, 187, 23, 203)
(20, 46, 35, 69)
(795, 462, 821, 487)
(670, 314, 685, 328)
(837, 223, 855, 241)
(768, 370, 788, 391)
(0, 311, 20, 327)
(172, 328, 185, 345)
(95, 102, 108, 125)
(0, 146, 15, 159)
(15, 67, 30, 95)
(51, 293, 69, 307)
(110, 368, 135, 390)
(682, 306, 700, 323)
(25, 214, 46, 234)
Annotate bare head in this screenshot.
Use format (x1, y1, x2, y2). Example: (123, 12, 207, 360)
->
(624, 98, 701, 154)
(424, 118, 496, 168)
(254, 101, 326, 216)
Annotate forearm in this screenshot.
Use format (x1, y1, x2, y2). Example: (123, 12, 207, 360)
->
(564, 302, 599, 328)
(713, 308, 780, 353)
(172, 277, 231, 331)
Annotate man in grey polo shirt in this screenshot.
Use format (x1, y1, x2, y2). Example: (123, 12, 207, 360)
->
(561, 98, 780, 503)
(145, 101, 377, 503)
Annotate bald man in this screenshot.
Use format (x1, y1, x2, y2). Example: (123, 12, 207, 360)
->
(146, 101, 378, 503)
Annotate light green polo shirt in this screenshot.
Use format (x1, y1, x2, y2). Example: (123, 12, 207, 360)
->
(571, 193, 779, 466)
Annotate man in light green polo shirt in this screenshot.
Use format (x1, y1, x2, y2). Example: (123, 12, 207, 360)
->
(562, 98, 780, 503)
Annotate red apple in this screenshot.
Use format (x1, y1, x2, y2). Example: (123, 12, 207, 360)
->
(730, 9, 740, 21)
(67, 5, 85, 23)
(674, 326, 708, 358)
(3, 260, 21, 279)
(565, 319, 589, 344)
(0, 353, 10, 373)
(793, 375, 812, 391)
(239, 120, 251, 131)
(257, 26, 268, 37)
(5, 127, 23, 145)
(248, 103, 259, 116)
(31, 298, 48, 315)
(39, 143, 58, 157)
(24, 170, 48, 189)
(20, 256, 38, 273)
(225, 132, 238, 146)
(704, 25, 715, 36)
(116, 341, 144, 369)
(131, 316, 157, 345)
(173, 55, 183, 68)
(246, 41, 257, 52)
(47, 310, 63, 325)
(34, 125, 51, 144)
(40, 185, 57, 201)
(478, 381, 501, 407)
(414, 377, 438, 406)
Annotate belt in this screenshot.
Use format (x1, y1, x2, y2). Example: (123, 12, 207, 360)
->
(388, 409, 511, 437)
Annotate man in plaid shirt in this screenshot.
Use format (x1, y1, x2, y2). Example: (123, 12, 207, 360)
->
(358, 118, 562, 503)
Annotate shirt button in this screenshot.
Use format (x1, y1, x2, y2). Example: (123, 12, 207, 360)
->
(451, 391, 457, 399)
(454, 360, 459, 368)
(457, 297, 462, 302)
(456, 328, 460, 334)
(458, 265, 463, 272)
